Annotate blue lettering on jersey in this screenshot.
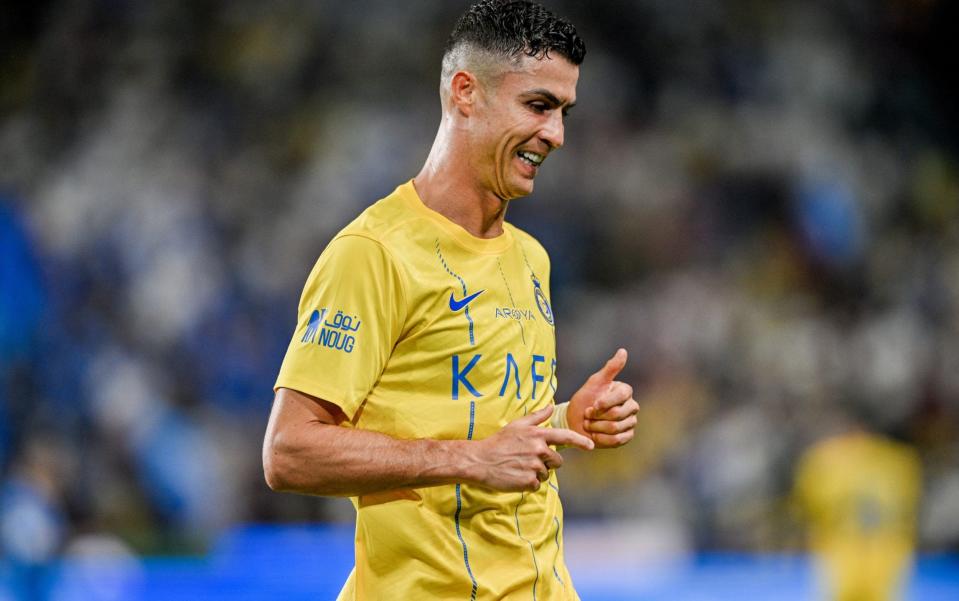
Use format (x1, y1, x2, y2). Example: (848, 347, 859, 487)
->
(531, 354, 545, 400)
(499, 352, 522, 399)
(302, 307, 360, 353)
(453, 352, 557, 403)
(452, 354, 483, 400)
(494, 307, 537, 321)
(318, 327, 355, 353)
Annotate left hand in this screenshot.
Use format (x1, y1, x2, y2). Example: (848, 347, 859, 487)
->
(567, 348, 639, 448)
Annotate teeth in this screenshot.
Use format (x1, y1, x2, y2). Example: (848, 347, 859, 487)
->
(518, 151, 544, 166)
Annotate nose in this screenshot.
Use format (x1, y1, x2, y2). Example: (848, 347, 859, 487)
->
(540, 111, 565, 150)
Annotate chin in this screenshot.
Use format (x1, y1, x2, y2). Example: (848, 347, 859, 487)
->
(506, 179, 535, 199)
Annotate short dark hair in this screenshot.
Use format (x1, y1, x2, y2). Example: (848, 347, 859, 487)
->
(445, 0, 586, 66)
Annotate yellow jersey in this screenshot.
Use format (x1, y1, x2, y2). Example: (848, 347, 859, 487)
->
(793, 431, 922, 601)
(275, 180, 578, 600)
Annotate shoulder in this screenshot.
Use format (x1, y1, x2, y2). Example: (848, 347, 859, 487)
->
(505, 222, 551, 267)
(337, 187, 412, 240)
(306, 183, 416, 283)
(331, 181, 428, 258)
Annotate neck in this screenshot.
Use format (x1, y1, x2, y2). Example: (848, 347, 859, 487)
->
(413, 125, 509, 239)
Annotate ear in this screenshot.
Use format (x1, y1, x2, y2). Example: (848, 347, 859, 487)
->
(449, 70, 479, 116)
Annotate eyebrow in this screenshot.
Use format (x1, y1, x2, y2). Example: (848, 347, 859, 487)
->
(522, 88, 576, 110)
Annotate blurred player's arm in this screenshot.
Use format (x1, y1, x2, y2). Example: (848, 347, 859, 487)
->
(262, 387, 593, 497)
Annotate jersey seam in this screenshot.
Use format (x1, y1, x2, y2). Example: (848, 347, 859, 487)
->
(330, 232, 412, 340)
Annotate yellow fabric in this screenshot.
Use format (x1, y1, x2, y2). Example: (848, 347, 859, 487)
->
(793, 432, 922, 601)
(276, 180, 579, 600)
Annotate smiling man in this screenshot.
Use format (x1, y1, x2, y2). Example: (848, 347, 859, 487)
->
(263, 2, 639, 599)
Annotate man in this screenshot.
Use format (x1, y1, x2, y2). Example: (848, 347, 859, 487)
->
(793, 411, 922, 601)
(263, 2, 639, 599)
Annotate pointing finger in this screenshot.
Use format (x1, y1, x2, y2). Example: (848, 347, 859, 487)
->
(544, 427, 594, 451)
(511, 404, 554, 427)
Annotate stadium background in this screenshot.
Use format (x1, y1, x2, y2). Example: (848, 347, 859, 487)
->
(1, 0, 958, 598)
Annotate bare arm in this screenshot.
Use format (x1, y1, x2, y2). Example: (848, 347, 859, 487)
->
(262, 387, 594, 497)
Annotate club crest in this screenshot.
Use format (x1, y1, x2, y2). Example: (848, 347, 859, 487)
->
(531, 275, 554, 326)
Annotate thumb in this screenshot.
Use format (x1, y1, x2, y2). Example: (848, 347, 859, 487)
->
(511, 403, 554, 427)
(592, 348, 627, 384)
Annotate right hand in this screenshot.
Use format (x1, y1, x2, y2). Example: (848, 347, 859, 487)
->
(469, 404, 594, 492)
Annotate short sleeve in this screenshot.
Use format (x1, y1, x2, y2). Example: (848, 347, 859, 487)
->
(274, 234, 407, 419)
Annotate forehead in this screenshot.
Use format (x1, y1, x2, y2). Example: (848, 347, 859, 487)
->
(498, 54, 579, 104)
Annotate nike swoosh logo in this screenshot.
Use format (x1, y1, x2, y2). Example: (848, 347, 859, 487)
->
(449, 289, 485, 312)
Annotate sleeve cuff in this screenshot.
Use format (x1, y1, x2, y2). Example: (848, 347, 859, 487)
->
(550, 402, 569, 430)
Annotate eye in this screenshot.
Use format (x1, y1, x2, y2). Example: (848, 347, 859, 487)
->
(528, 101, 548, 114)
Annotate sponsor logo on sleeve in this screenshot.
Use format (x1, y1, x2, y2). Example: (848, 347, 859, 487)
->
(301, 307, 361, 353)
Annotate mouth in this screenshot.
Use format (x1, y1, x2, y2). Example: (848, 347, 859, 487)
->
(517, 150, 545, 168)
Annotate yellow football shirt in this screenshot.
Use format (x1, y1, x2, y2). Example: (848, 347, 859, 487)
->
(275, 180, 579, 600)
(793, 432, 922, 601)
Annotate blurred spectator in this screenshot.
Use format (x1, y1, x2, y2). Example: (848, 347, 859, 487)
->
(0, 436, 69, 599)
(0, 196, 46, 468)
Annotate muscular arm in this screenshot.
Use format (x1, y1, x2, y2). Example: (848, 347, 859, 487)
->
(262, 387, 593, 497)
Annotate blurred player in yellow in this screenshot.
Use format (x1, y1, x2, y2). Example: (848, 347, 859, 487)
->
(793, 409, 922, 601)
(261, 1, 640, 599)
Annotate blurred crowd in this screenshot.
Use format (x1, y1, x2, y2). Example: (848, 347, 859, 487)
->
(1, 0, 957, 582)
